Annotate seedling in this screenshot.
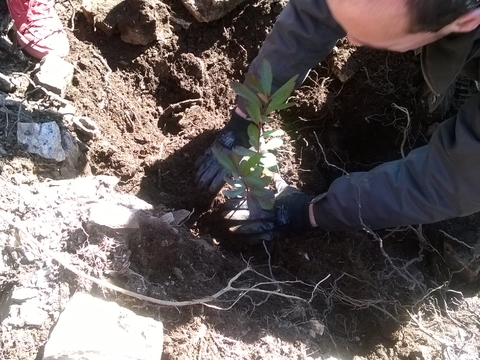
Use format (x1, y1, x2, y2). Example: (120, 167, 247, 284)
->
(212, 60, 298, 217)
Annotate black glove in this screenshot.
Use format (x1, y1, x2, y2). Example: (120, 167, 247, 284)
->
(221, 178, 315, 243)
(195, 111, 251, 194)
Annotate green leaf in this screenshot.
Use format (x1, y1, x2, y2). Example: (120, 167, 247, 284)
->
(269, 102, 296, 112)
(264, 137, 283, 151)
(259, 60, 272, 95)
(263, 129, 285, 138)
(247, 124, 260, 149)
(249, 165, 263, 179)
(223, 188, 246, 198)
(244, 173, 271, 189)
(267, 75, 298, 112)
(245, 73, 264, 95)
(246, 102, 262, 124)
(257, 93, 269, 104)
(230, 81, 261, 108)
(239, 152, 262, 175)
(233, 146, 256, 157)
(212, 147, 237, 173)
(251, 188, 274, 210)
(260, 152, 277, 169)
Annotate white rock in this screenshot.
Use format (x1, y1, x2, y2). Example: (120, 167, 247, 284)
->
(19, 301, 49, 326)
(34, 55, 74, 96)
(6, 305, 24, 327)
(12, 287, 39, 303)
(17, 122, 66, 161)
(88, 202, 141, 229)
(73, 116, 100, 139)
(181, 0, 246, 22)
(43, 292, 164, 360)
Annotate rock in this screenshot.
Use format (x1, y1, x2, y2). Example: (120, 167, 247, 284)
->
(0, 72, 16, 93)
(159, 210, 191, 226)
(19, 301, 49, 326)
(159, 212, 175, 224)
(5, 305, 24, 327)
(181, 0, 246, 22)
(117, 0, 173, 46)
(33, 55, 74, 96)
(72, 115, 100, 139)
(61, 130, 80, 177)
(87, 195, 153, 229)
(82, 0, 174, 46)
(43, 292, 164, 360)
(17, 122, 66, 161)
(11, 287, 39, 303)
(81, 0, 126, 37)
(172, 209, 191, 226)
(58, 102, 77, 126)
(88, 202, 143, 229)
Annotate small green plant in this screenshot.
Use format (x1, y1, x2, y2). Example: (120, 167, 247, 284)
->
(212, 60, 298, 217)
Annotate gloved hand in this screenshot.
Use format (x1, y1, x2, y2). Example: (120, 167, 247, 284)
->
(220, 175, 315, 243)
(195, 111, 251, 194)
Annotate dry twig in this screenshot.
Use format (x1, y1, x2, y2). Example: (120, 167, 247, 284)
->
(0, 210, 330, 309)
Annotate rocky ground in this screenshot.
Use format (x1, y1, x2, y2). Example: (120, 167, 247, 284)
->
(1, 0, 480, 359)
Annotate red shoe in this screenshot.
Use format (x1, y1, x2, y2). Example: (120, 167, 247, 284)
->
(7, 0, 69, 59)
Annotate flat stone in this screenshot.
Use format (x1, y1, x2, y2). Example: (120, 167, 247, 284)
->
(11, 287, 39, 303)
(72, 116, 100, 139)
(181, 0, 246, 22)
(88, 202, 142, 229)
(19, 301, 49, 326)
(17, 122, 66, 162)
(43, 292, 164, 360)
(33, 55, 74, 96)
(58, 102, 77, 126)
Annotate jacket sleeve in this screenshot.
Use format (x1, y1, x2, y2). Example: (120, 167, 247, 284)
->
(241, 0, 345, 99)
(312, 94, 480, 231)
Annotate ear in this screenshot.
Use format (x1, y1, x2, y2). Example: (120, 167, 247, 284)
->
(450, 8, 480, 33)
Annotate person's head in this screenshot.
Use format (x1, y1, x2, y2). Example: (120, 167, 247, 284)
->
(326, 0, 480, 52)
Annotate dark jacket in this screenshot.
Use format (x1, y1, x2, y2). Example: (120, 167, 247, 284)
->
(244, 0, 480, 230)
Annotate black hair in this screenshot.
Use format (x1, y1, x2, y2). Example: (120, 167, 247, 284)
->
(407, 0, 480, 32)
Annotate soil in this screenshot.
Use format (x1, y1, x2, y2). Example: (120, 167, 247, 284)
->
(1, 0, 480, 359)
